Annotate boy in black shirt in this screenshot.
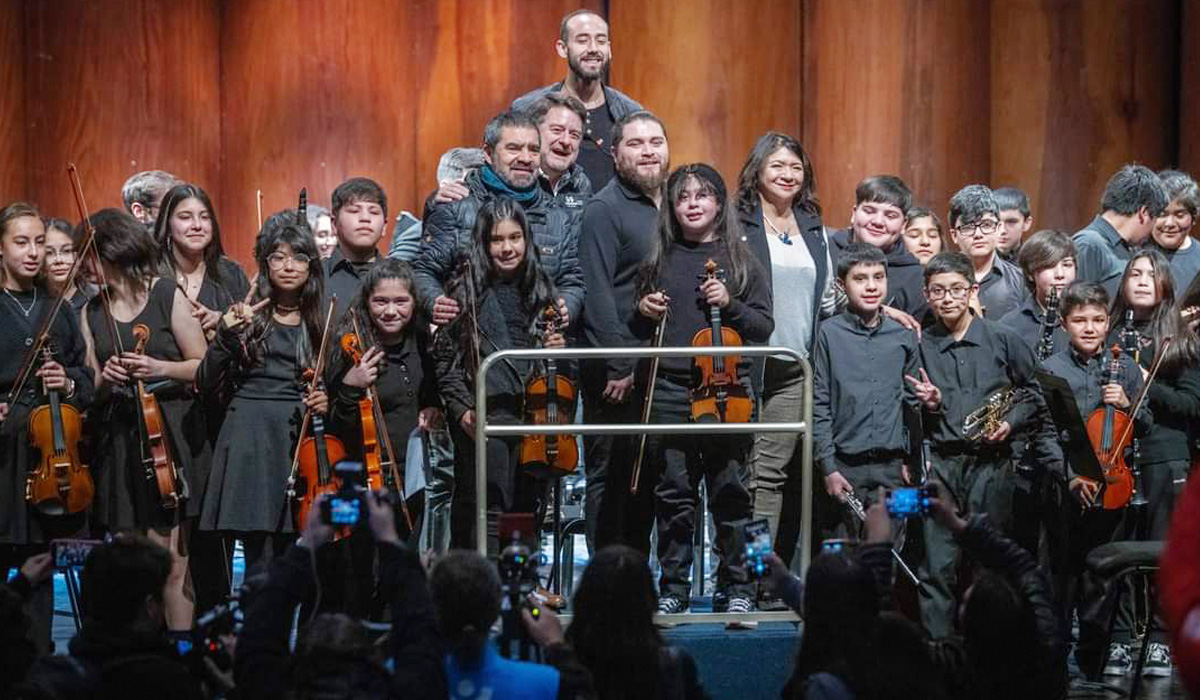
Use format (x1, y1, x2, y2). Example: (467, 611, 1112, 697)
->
(907, 251, 1042, 637)
(1039, 281, 1151, 677)
(812, 243, 920, 534)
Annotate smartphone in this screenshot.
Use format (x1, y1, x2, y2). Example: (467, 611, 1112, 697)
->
(50, 539, 102, 568)
(742, 519, 772, 578)
(322, 495, 362, 526)
(821, 538, 853, 553)
(886, 486, 935, 518)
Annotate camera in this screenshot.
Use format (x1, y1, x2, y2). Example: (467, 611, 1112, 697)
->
(496, 513, 541, 660)
(171, 588, 244, 673)
(50, 538, 103, 568)
(741, 519, 772, 579)
(886, 486, 936, 518)
(319, 461, 368, 527)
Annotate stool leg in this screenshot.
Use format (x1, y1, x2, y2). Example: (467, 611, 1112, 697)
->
(1129, 570, 1158, 700)
(1091, 581, 1123, 681)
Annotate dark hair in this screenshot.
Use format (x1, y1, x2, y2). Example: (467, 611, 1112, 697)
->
(784, 551, 881, 699)
(42, 217, 77, 242)
(610, 110, 667, 151)
(923, 251, 975, 286)
(947, 184, 999, 228)
(638, 164, 754, 298)
(566, 546, 664, 700)
(837, 241, 888, 279)
(1016, 229, 1076, 292)
(444, 198, 557, 369)
(1158, 169, 1199, 217)
(1061, 281, 1109, 318)
(339, 258, 419, 345)
(1109, 249, 1200, 374)
(962, 572, 1041, 700)
(854, 175, 912, 213)
(430, 551, 501, 661)
(0, 202, 40, 239)
(529, 93, 587, 128)
(735, 131, 821, 216)
(77, 208, 159, 285)
(559, 9, 604, 43)
(287, 613, 390, 697)
(905, 206, 944, 234)
(993, 187, 1031, 217)
(483, 109, 540, 151)
(238, 210, 326, 372)
(1100, 164, 1168, 217)
(153, 183, 230, 291)
(331, 177, 389, 223)
(0, 581, 36, 695)
(80, 534, 172, 628)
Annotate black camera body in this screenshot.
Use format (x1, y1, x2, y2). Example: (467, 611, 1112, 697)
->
(171, 591, 243, 672)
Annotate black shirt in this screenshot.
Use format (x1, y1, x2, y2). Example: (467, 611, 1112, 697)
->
(829, 228, 928, 319)
(998, 295, 1070, 362)
(323, 247, 375, 323)
(578, 103, 617, 190)
(976, 255, 1029, 321)
(812, 312, 919, 474)
(579, 177, 659, 385)
(918, 316, 1041, 449)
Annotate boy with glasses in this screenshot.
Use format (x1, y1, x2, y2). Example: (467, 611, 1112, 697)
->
(906, 251, 1043, 638)
(948, 185, 1027, 320)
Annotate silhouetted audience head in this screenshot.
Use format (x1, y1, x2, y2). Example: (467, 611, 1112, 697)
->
(288, 613, 391, 698)
(430, 551, 501, 662)
(80, 534, 171, 632)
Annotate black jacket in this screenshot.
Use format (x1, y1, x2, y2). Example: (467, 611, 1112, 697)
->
(740, 202, 829, 395)
(413, 169, 585, 326)
(829, 228, 927, 319)
(234, 542, 447, 700)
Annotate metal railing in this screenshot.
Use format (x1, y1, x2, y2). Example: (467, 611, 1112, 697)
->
(475, 345, 813, 623)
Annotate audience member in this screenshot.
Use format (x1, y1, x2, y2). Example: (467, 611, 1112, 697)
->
(0, 553, 51, 696)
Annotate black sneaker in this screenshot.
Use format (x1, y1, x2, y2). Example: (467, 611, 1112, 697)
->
(1142, 642, 1172, 677)
(1103, 643, 1133, 676)
(711, 589, 729, 613)
(657, 595, 688, 615)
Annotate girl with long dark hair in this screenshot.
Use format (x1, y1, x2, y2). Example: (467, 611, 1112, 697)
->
(41, 217, 95, 316)
(432, 196, 563, 552)
(197, 211, 328, 573)
(79, 208, 208, 630)
(635, 163, 772, 614)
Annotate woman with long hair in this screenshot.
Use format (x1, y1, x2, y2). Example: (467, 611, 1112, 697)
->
(41, 217, 95, 316)
(1106, 249, 1200, 674)
(197, 210, 328, 573)
(566, 545, 708, 700)
(153, 183, 251, 338)
(734, 134, 832, 592)
(636, 163, 772, 614)
(432, 196, 563, 552)
(79, 208, 208, 630)
(901, 206, 946, 267)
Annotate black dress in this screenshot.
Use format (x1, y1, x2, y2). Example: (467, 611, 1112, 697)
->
(0, 287, 94, 545)
(200, 322, 306, 534)
(193, 258, 251, 316)
(86, 277, 208, 531)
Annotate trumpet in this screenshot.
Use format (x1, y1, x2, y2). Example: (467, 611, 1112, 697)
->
(962, 386, 1020, 441)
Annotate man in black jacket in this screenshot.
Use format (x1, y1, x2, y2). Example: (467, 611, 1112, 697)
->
(414, 110, 585, 329)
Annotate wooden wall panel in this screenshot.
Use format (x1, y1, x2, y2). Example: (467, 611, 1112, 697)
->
(23, 0, 220, 223)
(804, 0, 991, 230)
(0, 0, 23, 205)
(609, 0, 802, 195)
(990, 0, 1179, 232)
(409, 0, 603, 212)
(1180, 0, 1200, 178)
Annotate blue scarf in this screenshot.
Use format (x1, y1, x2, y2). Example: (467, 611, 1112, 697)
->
(480, 165, 539, 204)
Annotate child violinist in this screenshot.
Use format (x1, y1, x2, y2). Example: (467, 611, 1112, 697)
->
(1039, 281, 1152, 677)
(197, 211, 329, 574)
(635, 163, 773, 615)
(1103, 249, 1199, 675)
(42, 217, 96, 316)
(0, 203, 94, 651)
(79, 208, 207, 630)
(432, 197, 564, 553)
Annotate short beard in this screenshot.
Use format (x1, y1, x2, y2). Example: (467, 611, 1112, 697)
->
(568, 51, 609, 83)
(616, 158, 669, 196)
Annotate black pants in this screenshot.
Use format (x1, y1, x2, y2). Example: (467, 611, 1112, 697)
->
(824, 455, 905, 544)
(651, 379, 753, 599)
(449, 428, 543, 555)
(582, 381, 655, 554)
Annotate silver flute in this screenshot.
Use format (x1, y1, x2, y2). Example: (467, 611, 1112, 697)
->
(843, 492, 928, 595)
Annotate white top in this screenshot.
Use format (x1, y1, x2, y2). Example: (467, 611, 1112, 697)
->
(766, 231, 818, 359)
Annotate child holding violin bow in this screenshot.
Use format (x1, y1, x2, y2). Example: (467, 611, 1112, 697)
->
(432, 197, 568, 554)
(634, 164, 773, 615)
(0, 202, 95, 653)
(78, 208, 208, 631)
(196, 211, 329, 576)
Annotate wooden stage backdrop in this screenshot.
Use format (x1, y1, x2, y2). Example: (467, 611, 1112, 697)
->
(0, 0, 1195, 268)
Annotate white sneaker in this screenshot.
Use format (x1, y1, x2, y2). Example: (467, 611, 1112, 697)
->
(1103, 643, 1133, 676)
(1142, 642, 1172, 678)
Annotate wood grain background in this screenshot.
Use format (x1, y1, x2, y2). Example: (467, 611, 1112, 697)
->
(0, 0, 1193, 267)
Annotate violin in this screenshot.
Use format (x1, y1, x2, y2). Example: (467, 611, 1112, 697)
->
(339, 310, 413, 531)
(132, 324, 180, 509)
(519, 306, 578, 478)
(289, 297, 349, 532)
(26, 345, 92, 515)
(689, 259, 752, 423)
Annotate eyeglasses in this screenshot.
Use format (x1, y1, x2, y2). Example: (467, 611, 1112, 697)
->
(266, 252, 312, 270)
(926, 285, 972, 300)
(45, 249, 76, 261)
(955, 219, 999, 237)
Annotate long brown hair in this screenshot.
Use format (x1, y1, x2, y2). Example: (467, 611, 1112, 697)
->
(1110, 249, 1199, 375)
(735, 131, 821, 217)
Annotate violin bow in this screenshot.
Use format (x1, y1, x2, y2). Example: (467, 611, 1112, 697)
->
(287, 295, 337, 491)
(255, 190, 264, 232)
(630, 300, 668, 495)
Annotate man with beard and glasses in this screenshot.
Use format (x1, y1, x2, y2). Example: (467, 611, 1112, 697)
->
(414, 109, 585, 329)
(513, 9, 643, 190)
(578, 110, 669, 553)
